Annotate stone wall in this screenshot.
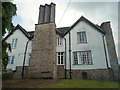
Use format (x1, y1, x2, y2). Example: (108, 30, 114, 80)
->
(28, 22, 57, 79)
(100, 22, 119, 80)
(57, 65, 65, 79)
(12, 66, 28, 79)
(65, 69, 113, 80)
(56, 67, 113, 80)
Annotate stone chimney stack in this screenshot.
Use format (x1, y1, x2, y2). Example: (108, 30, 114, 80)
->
(38, 3, 55, 24)
(28, 3, 57, 79)
(100, 22, 118, 81)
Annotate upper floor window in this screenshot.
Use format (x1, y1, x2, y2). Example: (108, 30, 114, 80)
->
(11, 38, 18, 48)
(57, 37, 63, 46)
(73, 50, 93, 65)
(57, 52, 64, 65)
(9, 56, 15, 64)
(77, 31, 87, 44)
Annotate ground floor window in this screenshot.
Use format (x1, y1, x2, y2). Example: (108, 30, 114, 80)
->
(73, 50, 93, 65)
(57, 52, 64, 65)
(9, 56, 15, 64)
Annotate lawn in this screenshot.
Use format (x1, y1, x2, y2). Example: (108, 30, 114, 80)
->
(40, 79, 119, 88)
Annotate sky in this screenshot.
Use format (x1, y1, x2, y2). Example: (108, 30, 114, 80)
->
(12, 0, 119, 59)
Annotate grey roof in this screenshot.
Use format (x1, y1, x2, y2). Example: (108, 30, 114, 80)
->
(56, 27, 70, 37)
(3, 16, 105, 41)
(3, 24, 33, 41)
(63, 16, 105, 36)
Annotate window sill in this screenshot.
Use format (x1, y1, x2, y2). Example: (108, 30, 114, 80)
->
(56, 45, 63, 47)
(57, 64, 64, 66)
(73, 64, 93, 65)
(77, 43, 87, 44)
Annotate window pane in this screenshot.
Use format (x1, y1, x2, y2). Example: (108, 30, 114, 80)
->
(14, 39, 18, 48)
(61, 56, 63, 64)
(78, 51, 92, 65)
(58, 56, 60, 64)
(57, 52, 64, 65)
(57, 37, 62, 46)
(77, 32, 87, 44)
(73, 52, 78, 65)
(11, 56, 14, 64)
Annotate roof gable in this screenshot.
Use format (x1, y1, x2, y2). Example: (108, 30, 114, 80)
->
(3, 24, 32, 41)
(63, 16, 105, 36)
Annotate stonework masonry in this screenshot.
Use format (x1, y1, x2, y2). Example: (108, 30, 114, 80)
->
(100, 22, 119, 81)
(57, 65, 65, 79)
(57, 65, 113, 80)
(28, 22, 57, 79)
(65, 69, 113, 80)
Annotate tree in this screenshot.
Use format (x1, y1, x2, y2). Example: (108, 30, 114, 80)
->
(2, 2, 17, 71)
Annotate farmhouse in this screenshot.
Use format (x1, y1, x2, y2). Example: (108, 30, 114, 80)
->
(4, 3, 118, 80)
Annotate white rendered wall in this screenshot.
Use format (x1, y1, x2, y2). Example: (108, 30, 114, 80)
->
(56, 35, 65, 52)
(65, 21, 111, 70)
(6, 29, 32, 70)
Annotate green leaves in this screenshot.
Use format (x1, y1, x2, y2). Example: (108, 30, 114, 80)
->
(2, 2, 17, 36)
(2, 41, 12, 70)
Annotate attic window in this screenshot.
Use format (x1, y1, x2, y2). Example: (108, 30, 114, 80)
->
(77, 31, 87, 44)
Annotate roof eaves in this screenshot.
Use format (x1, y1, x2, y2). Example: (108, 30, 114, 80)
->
(56, 29, 64, 37)
(3, 24, 31, 41)
(64, 16, 105, 36)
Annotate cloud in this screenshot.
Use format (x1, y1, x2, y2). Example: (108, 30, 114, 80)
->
(12, 1, 118, 56)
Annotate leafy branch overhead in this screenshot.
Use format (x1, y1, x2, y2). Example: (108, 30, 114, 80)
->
(2, 2, 17, 36)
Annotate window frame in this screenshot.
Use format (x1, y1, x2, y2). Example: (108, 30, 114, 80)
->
(9, 56, 15, 64)
(77, 31, 87, 44)
(57, 37, 63, 46)
(11, 38, 18, 48)
(73, 50, 93, 65)
(57, 52, 64, 65)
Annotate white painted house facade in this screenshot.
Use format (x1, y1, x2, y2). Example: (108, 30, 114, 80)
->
(4, 25, 32, 71)
(4, 3, 118, 80)
(4, 16, 118, 80)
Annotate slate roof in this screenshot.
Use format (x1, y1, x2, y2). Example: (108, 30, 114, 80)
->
(3, 16, 105, 41)
(56, 27, 70, 37)
(3, 24, 33, 41)
(63, 16, 105, 36)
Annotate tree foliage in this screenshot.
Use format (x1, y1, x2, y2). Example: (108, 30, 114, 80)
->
(2, 41, 11, 70)
(2, 2, 17, 71)
(2, 2, 17, 36)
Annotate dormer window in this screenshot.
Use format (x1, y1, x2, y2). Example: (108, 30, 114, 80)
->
(11, 38, 18, 48)
(77, 31, 87, 44)
(57, 37, 63, 46)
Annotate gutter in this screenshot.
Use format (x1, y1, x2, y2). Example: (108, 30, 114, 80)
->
(21, 40, 30, 79)
(102, 35, 109, 68)
(63, 38, 67, 79)
(69, 32, 72, 79)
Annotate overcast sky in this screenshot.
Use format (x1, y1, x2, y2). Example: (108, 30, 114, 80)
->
(12, 0, 119, 58)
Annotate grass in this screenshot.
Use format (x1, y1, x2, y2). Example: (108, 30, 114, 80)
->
(40, 79, 119, 88)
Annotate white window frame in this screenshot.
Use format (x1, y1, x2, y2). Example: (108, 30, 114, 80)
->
(57, 37, 63, 46)
(9, 56, 15, 64)
(11, 38, 18, 48)
(77, 31, 87, 44)
(57, 52, 64, 65)
(73, 50, 93, 65)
